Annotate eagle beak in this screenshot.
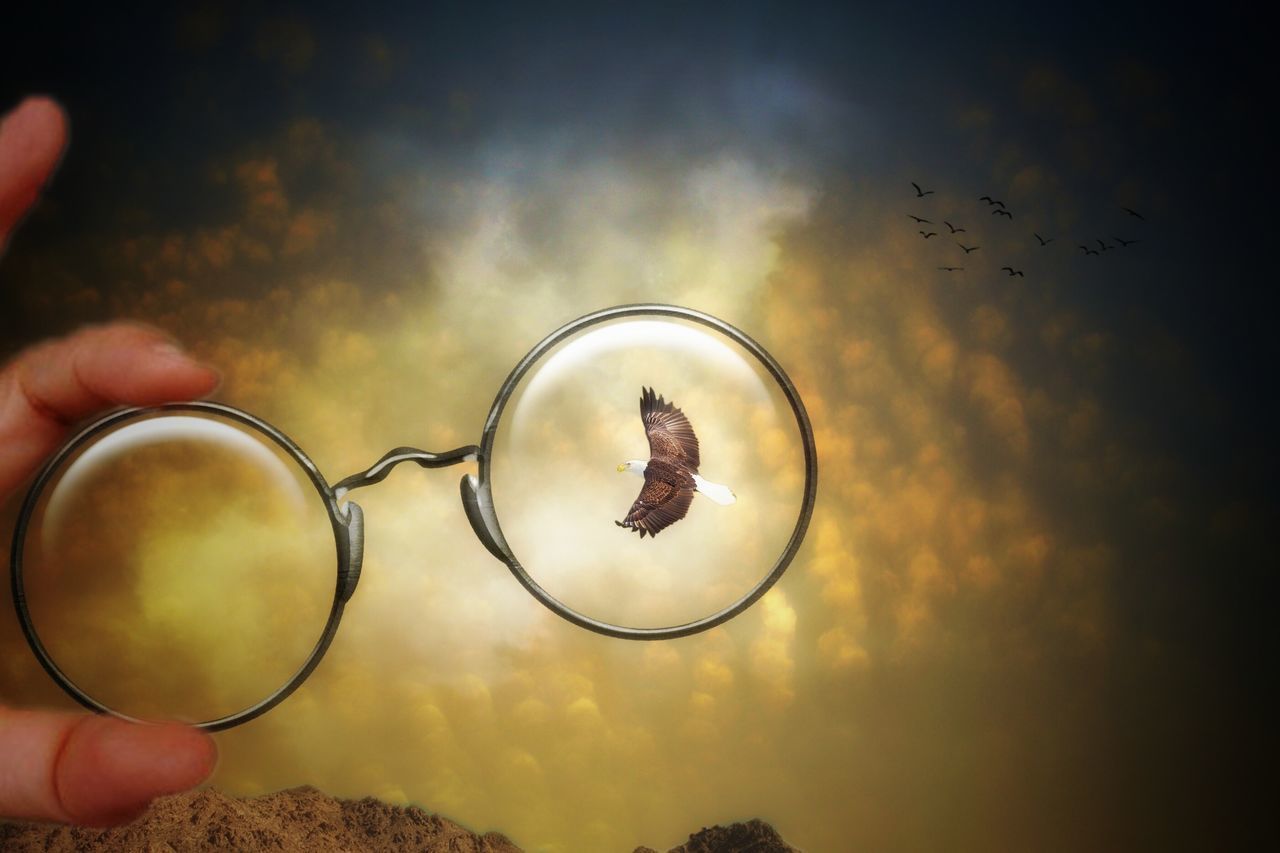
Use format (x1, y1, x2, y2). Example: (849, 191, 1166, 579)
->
(616, 463, 627, 472)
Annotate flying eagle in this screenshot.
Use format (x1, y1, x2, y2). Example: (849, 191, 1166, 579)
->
(615, 387, 736, 538)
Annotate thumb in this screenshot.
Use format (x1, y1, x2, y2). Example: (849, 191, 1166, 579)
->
(0, 707, 218, 827)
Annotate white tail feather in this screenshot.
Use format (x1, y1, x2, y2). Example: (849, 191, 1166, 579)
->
(693, 475, 736, 505)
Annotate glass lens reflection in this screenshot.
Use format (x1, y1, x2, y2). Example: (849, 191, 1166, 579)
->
(491, 317, 806, 628)
(21, 413, 336, 723)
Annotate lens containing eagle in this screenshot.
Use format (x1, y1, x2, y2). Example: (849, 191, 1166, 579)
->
(17, 412, 337, 724)
(489, 315, 807, 629)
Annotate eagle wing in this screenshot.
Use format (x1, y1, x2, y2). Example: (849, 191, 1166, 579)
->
(641, 386, 700, 472)
(615, 471, 696, 538)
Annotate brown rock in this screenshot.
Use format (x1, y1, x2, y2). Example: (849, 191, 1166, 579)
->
(0, 786, 521, 853)
(0, 788, 799, 852)
(667, 818, 799, 852)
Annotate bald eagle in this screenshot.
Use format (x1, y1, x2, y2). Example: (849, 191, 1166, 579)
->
(615, 387, 736, 538)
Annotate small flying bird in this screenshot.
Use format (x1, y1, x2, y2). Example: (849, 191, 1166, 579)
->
(944, 221, 966, 233)
(1034, 233, 1054, 246)
(908, 215, 933, 224)
(938, 266, 964, 271)
(1121, 206, 1145, 220)
(616, 387, 735, 538)
(992, 209, 1013, 219)
(1078, 245, 1099, 255)
(979, 195, 1002, 206)
(919, 230, 938, 239)
(912, 182, 935, 198)
(1114, 236, 1141, 247)
(1097, 238, 1113, 252)
(958, 243, 981, 254)
(1001, 266, 1025, 277)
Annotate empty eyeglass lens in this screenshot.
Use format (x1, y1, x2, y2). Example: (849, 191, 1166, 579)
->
(489, 316, 807, 629)
(19, 413, 337, 723)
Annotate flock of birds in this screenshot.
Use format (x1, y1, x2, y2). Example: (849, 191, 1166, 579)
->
(907, 181, 1147, 279)
(605, 183, 1154, 539)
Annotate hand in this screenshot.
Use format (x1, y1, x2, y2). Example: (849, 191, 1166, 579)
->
(0, 97, 221, 827)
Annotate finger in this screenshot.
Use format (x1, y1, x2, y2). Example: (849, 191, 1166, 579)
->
(0, 96, 68, 251)
(0, 707, 217, 826)
(0, 323, 221, 497)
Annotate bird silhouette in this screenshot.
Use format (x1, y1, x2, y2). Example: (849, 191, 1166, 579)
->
(1114, 236, 1141, 247)
(958, 243, 980, 254)
(944, 220, 966, 233)
(1078, 245, 1099, 256)
(1034, 233, 1054, 246)
(908, 215, 933, 224)
(912, 182, 935, 198)
(920, 231, 938, 239)
(938, 266, 964, 271)
(1121, 206, 1145, 221)
(992, 209, 1013, 219)
(1097, 238, 1113, 252)
(1001, 267, 1025, 277)
(979, 195, 1005, 206)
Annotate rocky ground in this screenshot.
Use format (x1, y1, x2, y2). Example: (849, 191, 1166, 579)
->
(0, 786, 799, 852)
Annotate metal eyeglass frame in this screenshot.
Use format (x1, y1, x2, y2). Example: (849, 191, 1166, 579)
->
(9, 303, 818, 732)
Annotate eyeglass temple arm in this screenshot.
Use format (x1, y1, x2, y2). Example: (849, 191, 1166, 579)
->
(331, 445, 481, 502)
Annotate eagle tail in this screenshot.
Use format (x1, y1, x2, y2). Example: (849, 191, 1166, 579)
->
(692, 475, 736, 506)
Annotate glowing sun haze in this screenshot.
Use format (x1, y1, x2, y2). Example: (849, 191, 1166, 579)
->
(493, 316, 802, 628)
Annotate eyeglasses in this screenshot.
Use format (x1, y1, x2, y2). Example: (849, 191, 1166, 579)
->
(9, 304, 817, 731)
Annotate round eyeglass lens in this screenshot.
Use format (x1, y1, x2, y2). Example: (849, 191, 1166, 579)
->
(489, 315, 808, 629)
(17, 411, 338, 723)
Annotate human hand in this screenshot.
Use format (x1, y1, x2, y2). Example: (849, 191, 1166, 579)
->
(0, 96, 221, 827)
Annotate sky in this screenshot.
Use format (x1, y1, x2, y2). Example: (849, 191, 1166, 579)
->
(0, 3, 1272, 851)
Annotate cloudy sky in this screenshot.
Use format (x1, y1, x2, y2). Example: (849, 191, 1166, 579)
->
(0, 3, 1270, 850)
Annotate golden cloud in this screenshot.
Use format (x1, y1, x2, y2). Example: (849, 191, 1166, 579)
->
(0, 89, 1172, 851)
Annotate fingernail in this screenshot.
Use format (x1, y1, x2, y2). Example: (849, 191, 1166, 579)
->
(151, 342, 189, 360)
(149, 340, 221, 393)
(100, 720, 219, 787)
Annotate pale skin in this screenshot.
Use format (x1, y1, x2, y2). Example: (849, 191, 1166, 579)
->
(0, 97, 219, 826)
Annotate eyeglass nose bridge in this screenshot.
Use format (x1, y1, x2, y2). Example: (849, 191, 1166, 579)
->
(327, 444, 482, 605)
